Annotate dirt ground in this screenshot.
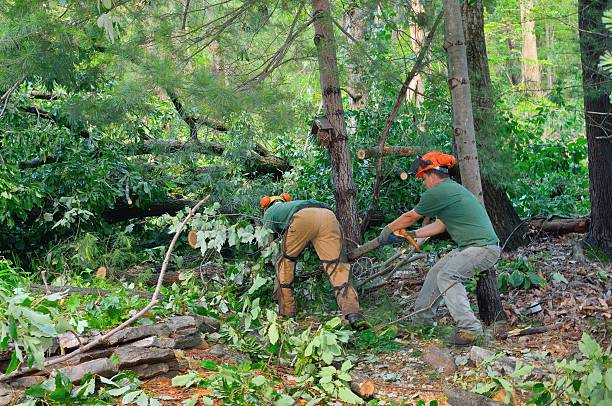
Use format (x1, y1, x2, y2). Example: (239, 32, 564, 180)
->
(141, 233, 611, 405)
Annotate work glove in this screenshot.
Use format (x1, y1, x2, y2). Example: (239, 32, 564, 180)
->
(380, 227, 417, 247)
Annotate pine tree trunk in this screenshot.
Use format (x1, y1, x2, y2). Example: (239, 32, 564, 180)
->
(476, 268, 505, 325)
(578, 0, 612, 254)
(462, 0, 528, 251)
(443, 0, 484, 203)
(520, 0, 541, 95)
(312, 0, 361, 247)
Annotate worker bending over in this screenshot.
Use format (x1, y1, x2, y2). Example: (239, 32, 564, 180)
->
(261, 194, 368, 330)
(379, 152, 500, 345)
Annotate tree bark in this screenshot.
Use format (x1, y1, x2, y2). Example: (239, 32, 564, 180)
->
(520, 0, 541, 95)
(443, 0, 484, 203)
(476, 268, 505, 325)
(312, 0, 361, 247)
(461, 0, 528, 251)
(578, 0, 612, 254)
(528, 216, 591, 233)
(102, 199, 200, 223)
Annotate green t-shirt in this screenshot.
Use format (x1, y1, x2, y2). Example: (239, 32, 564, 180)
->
(413, 179, 498, 248)
(262, 199, 329, 233)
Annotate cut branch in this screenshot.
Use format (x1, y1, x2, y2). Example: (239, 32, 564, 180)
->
(29, 284, 158, 300)
(357, 146, 420, 160)
(360, 11, 443, 234)
(527, 216, 590, 234)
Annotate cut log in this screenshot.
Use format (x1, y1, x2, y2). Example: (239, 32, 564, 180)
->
(110, 263, 225, 287)
(527, 216, 590, 234)
(349, 372, 375, 399)
(444, 387, 505, 406)
(357, 146, 419, 160)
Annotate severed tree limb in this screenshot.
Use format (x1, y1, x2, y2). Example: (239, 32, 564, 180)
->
(20, 140, 289, 175)
(360, 11, 443, 234)
(357, 249, 427, 289)
(0, 197, 209, 382)
(29, 284, 159, 300)
(357, 146, 420, 160)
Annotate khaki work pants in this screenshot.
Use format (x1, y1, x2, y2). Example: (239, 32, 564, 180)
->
(275, 207, 361, 318)
(413, 245, 500, 333)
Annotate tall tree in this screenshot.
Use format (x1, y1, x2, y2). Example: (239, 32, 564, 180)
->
(578, 0, 612, 253)
(462, 0, 521, 325)
(461, 0, 528, 250)
(442, 0, 484, 202)
(520, 0, 542, 94)
(312, 0, 361, 247)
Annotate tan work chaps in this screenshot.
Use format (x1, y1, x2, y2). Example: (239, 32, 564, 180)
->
(275, 207, 361, 318)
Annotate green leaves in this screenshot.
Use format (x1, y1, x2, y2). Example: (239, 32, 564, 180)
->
(171, 372, 204, 388)
(579, 333, 603, 359)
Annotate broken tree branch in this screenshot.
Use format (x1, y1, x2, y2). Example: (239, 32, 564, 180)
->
(357, 146, 420, 160)
(360, 11, 443, 233)
(28, 284, 159, 300)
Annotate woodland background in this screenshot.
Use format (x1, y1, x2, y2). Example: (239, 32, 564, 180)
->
(0, 0, 610, 405)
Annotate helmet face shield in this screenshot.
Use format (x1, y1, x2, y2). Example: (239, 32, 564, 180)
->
(407, 156, 432, 176)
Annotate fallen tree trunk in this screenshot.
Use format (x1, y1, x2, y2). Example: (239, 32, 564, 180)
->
(29, 284, 157, 299)
(20, 141, 290, 176)
(527, 216, 590, 234)
(109, 262, 225, 286)
(357, 146, 420, 160)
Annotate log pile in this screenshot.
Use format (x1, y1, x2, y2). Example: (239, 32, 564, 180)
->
(2, 315, 220, 387)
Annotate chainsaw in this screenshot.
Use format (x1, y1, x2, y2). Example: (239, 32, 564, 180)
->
(348, 229, 420, 261)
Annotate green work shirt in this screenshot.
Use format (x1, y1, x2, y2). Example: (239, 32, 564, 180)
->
(262, 199, 329, 233)
(413, 179, 498, 248)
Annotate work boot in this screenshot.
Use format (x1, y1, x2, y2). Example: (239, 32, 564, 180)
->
(346, 313, 370, 331)
(447, 330, 479, 346)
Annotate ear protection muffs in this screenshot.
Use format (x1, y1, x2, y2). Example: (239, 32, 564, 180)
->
(260, 193, 292, 209)
(260, 196, 271, 209)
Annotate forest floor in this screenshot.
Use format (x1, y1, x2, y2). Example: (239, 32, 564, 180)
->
(139, 232, 611, 405)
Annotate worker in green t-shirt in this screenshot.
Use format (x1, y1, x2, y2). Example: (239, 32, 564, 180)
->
(261, 193, 368, 330)
(378, 152, 500, 346)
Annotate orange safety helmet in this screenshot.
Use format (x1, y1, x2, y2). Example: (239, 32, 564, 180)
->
(408, 151, 457, 179)
(260, 193, 292, 209)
